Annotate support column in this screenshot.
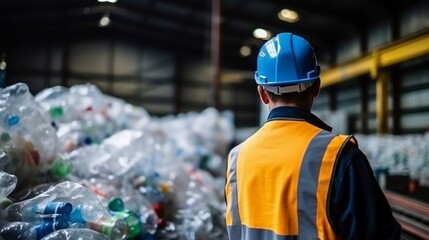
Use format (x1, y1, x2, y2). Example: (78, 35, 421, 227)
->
(211, 0, 221, 110)
(391, 69, 401, 134)
(376, 70, 390, 134)
(61, 6, 69, 87)
(173, 52, 183, 114)
(360, 77, 369, 134)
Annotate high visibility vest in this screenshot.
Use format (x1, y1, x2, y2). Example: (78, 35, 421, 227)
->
(225, 120, 353, 240)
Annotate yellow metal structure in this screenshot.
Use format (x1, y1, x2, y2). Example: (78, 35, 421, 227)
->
(320, 31, 429, 133)
(320, 32, 429, 87)
(376, 70, 389, 134)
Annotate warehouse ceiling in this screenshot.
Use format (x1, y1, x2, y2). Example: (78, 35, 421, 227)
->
(0, 0, 424, 71)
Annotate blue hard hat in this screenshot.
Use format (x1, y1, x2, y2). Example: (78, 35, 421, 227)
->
(254, 32, 320, 86)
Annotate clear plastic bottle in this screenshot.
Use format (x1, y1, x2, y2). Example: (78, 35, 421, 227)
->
(18, 202, 72, 225)
(108, 197, 141, 238)
(0, 171, 17, 200)
(68, 204, 103, 224)
(0, 221, 68, 240)
(31, 221, 70, 240)
(0, 221, 31, 239)
(31, 202, 73, 215)
(40, 228, 109, 240)
(86, 217, 128, 240)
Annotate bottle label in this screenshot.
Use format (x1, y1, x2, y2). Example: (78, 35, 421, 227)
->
(87, 217, 115, 235)
(32, 202, 73, 215)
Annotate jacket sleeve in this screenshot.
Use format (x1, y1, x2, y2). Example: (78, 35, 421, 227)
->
(328, 142, 402, 240)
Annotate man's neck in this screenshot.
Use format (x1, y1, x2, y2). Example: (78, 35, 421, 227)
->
(269, 101, 312, 112)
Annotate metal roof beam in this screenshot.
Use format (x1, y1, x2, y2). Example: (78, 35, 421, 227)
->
(321, 30, 429, 87)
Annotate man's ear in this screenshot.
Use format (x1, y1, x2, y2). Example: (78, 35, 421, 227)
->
(257, 86, 270, 104)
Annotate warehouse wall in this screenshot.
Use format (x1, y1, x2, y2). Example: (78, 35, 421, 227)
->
(399, 64, 429, 133)
(6, 38, 176, 115)
(313, 1, 429, 135)
(5, 37, 259, 127)
(180, 57, 258, 126)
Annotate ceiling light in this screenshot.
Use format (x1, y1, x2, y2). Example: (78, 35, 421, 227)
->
(240, 46, 251, 57)
(253, 28, 272, 40)
(0, 61, 6, 70)
(278, 9, 300, 23)
(98, 13, 111, 27)
(98, 0, 117, 3)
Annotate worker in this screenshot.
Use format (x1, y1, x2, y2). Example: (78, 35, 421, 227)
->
(224, 32, 401, 240)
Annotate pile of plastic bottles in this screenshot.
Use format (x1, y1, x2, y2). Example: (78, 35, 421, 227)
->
(355, 133, 429, 187)
(0, 82, 234, 240)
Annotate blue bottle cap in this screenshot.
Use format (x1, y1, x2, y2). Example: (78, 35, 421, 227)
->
(6, 115, 19, 126)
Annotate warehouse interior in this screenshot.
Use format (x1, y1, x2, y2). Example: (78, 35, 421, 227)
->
(1, 0, 429, 239)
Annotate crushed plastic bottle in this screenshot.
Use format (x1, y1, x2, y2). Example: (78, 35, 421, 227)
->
(31, 221, 70, 239)
(68, 203, 104, 224)
(31, 202, 73, 215)
(0, 136, 41, 192)
(11, 201, 72, 227)
(0, 83, 60, 170)
(0, 221, 68, 240)
(5, 181, 110, 223)
(40, 228, 109, 240)
(108, 197, 142, 238)
(0, 221, 32, 239)
(86, 217, 128, 240)
(0, 171, 18, 200)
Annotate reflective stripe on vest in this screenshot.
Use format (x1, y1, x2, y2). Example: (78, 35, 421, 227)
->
(225, 120, 351, 240)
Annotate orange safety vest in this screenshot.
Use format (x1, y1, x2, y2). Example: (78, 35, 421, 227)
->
(225, 120, 353, 240)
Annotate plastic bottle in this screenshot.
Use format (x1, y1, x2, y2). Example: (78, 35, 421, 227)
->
(18, 202, 72, 225)
(108, 197, 141, 238)
(31, 202, 73, 215)
(68, 204, 103, 224)
(86, 217, 128, 240)
(0, 171, 18, 200)
(31, 221, 70, 240)
(0, 82, 60, 170)
(110, 210, 141, 238)
(0, 221, 31, 239)
(7, 182, 54, 203)
(0, 221, 68, 240)
(40, 228, 109, 240)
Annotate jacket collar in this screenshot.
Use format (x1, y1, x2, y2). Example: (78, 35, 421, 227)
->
(267, 106, 332, 132)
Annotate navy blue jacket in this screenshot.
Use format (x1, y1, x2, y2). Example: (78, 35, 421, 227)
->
(268, 106, 402, 240)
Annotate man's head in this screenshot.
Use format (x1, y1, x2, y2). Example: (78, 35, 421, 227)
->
(254, 32, 321, 110)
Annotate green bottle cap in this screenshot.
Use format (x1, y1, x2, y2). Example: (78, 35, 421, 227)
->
(51, 158, 72, 177)
(108, 197, 124, 212)
(1, 132, 11, 142)
(49, 106, 64, 119)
